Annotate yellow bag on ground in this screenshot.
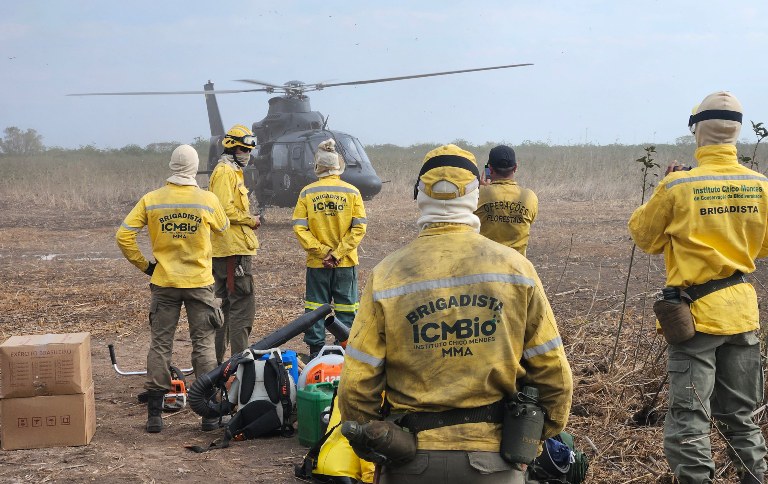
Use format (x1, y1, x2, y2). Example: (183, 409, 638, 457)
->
(314, 395, 375, 483)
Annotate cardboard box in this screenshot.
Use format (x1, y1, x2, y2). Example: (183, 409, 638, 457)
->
(0, 332, 92, 398)
(1, 384, 96, 450)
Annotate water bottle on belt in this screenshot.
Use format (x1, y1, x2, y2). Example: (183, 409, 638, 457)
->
(500, 386, 545, 465)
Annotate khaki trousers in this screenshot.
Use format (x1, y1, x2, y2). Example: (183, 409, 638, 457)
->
(145, 284, 218, 392)
(664, 330, 767, 483)
(212, 255, 255, 363)
(381, 450, 524, 484)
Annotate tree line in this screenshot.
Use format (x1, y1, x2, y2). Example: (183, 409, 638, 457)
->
(0, 127, 215, 156)
(0, 127, 44, 155)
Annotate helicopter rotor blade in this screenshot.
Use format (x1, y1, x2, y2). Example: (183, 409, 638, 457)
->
(67, 88, 270, 96)
(69, 64, 532, 97)
(304, 63, 534, 91)
(234, 79, 284, 88)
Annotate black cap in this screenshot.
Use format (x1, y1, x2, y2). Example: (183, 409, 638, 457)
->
(488, 145, 517, 169)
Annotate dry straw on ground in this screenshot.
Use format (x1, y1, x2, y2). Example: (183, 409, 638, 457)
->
(1, 141, 768, 482)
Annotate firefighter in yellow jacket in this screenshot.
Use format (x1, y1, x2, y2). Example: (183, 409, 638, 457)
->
(475, 145, 538, 256)
(629, 91, 768, 484)
(293, 138, 367, 357)
(338, 144, 572, 483)
(209, 124, 260, 364)
(116, 144, 229, 433)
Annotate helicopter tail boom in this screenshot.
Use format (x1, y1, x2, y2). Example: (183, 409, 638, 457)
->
(204, 81, 225, 137)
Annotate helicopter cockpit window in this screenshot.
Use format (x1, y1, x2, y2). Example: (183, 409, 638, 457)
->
(304, 142, 315, 167)
(353, 138, 373, 167)
(336, 135, 362, 166)
(310, 135, 363, 167)
(272, 144, 289, 170)
(291, 145, 304, 169)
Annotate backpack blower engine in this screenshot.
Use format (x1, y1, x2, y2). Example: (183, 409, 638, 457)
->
(108, 343, 190, 411)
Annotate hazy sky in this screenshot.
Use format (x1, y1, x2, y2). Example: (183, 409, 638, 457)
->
(2, 1, 766, 149)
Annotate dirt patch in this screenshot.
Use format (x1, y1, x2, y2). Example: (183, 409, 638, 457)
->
(0, 191, 764, 483)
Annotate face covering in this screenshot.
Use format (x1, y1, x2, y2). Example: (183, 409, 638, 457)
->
(235, 152, 250, 165)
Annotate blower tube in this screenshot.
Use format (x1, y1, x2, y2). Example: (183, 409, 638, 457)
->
(186, 370, 235, 418)
(189, 304, 333, 418)
(249, 304, 333, 351)
(324, 314, 350, 345)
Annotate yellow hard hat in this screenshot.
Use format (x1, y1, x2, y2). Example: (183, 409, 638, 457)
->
(414, 144, 479, 200)
(222, 124, 257, 150)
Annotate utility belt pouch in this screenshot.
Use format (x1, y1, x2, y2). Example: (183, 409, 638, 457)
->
(500, 387, 545, 465)
(208, 301, 224, 329)
(341, 420, 417, 466)
(653, 287, 694, 345)
(350, 400, 506, 466)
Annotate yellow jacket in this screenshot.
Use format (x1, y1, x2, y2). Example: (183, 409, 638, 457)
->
(116, 183, 229, 288)
(475, 179, 538, 256)
(292, 175, 367, 268)
(629, 144, 768, 335)
(209, 160, 259, 257)
(338, 224, 573, 451)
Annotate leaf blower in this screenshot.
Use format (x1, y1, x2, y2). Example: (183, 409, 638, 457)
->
(188, 304, 334, 419)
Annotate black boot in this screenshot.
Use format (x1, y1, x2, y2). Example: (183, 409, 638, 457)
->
(146, 390, 165, 433)
(308, 344, 324, 360)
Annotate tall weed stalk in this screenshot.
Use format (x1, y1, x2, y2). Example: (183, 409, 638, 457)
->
(609, 146, 659, 371)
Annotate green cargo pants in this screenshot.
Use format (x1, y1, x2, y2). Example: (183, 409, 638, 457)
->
(213, 255, 255, 364)
(145, 284, 219, 392)
(381, 450, 524, 484)
(664, 330, 767, 483)
(303, 266, 358, 349)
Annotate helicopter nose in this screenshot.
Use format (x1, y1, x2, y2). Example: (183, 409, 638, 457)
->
(358, 177, 383, 199)
(343, 172, 382, 200)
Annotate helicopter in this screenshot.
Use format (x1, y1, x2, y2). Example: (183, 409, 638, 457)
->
(69, 63, 533, 209)
(201, 78, 383, 208)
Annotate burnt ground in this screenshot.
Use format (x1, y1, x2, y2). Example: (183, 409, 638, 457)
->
(1, 186, 767, 483)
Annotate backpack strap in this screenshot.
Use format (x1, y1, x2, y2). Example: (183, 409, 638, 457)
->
(294, 422, 340, 481)
(184, 385, 236, 453)
(269, 352, 294, 437)
(239, 359, 256, 405)
(185, 437, 230, 453)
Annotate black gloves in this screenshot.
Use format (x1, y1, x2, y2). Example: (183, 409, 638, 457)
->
(144, 261, 156, 276)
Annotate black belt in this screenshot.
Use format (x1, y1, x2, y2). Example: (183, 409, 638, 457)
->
(683, 271, 746, 302)
(394, 401, 505, 434)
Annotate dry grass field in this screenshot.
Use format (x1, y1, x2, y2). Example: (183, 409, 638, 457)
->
(1, 141, 768, 483)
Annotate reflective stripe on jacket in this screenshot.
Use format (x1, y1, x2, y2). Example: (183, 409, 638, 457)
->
(292, 175, 367, 268)
(116, 183, 229, 288)
(475, 180, 538, 256)
(337, 224, 573, 452)
(209, 160, 258, 256)
(629, 144, 768, 335)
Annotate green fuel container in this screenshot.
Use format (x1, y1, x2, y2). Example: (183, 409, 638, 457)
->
(297, 380, 338, 447)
